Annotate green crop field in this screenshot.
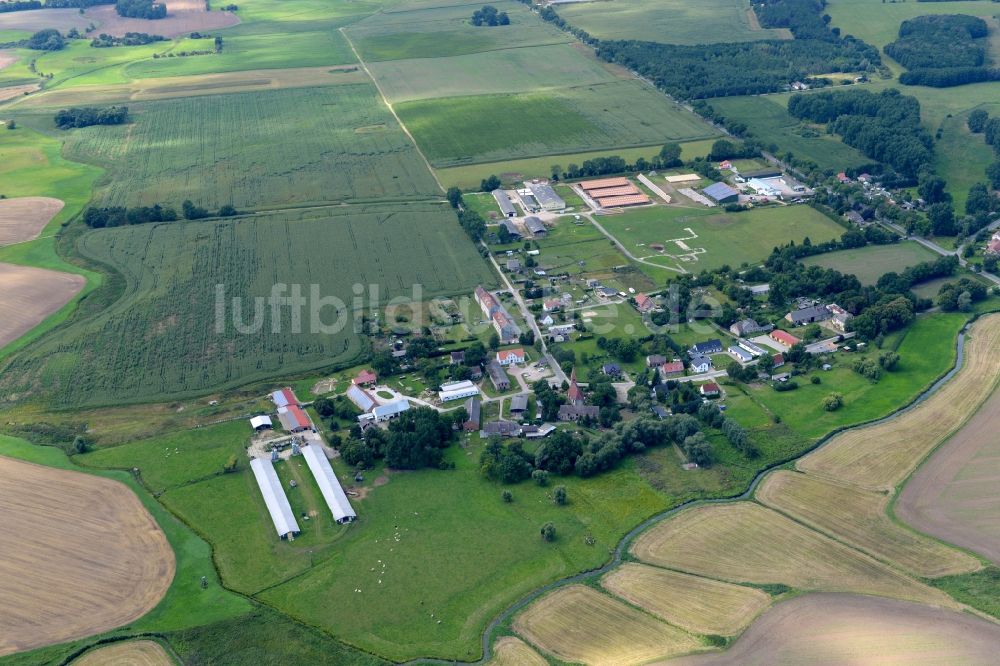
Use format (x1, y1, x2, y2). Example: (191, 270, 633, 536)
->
(369, 43, 621, 103)
(599, 204, 845, 272)
(709, 94, 872, 173)
(800, 242, 940, 286)
(46, 85, 440, 211)
(347, 0, 568, 61)
(0, 204, 493, 407)
(826, 0, 993, 50)
(398, 80, 719, 167)
(556, 0, 791, 45)
(123, 29, 359, 79)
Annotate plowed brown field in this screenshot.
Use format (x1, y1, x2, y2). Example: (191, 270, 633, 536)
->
(0, 457, 174, 656)
(0, 262, 84, 348)
(664, 593, 1000, 665)
(0, 197, 64, 246)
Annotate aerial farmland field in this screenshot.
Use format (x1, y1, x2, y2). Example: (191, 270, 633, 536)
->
(708, 94, 872, 173)
(48, 84, 441, 211)
(369, 43, 622, 103)
(0, 455, 174, 656)
(757, 471, 979, 578)
(669, 593, 1000, 666)
(397, 80, 719, 167)
(514, 585, 701, 665)
(555, 0, 791, 45)
(631, 502, 952, 607)
(800, 241, 940, 285)
(347, 0, 567, 61)
(0, 204, 493, 406)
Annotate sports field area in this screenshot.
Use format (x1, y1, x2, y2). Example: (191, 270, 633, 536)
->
(599, 204, 845, 272)
(0, 204, 492, 407)
(799, 241, 940, 285)
(555, 0, 791, 45)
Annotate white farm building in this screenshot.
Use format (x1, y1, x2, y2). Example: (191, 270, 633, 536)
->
(250, 457, 300, 539)
(300, 445, 357, 524)
(439, 380, 480, 402)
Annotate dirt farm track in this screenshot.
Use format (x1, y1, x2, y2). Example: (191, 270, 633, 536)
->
(0, 457, 174, 657)
(897, 383, 1000, 565)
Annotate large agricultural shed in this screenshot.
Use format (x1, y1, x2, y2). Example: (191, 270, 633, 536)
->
(300, 445, 357, 524)
(271, 387, 300, 408)
(493, 189, 517, 218)
(347, 384, 376, 412)
(439, 380, 480, 402)
(702, 182, 740, 204)
(527, 182, 565, 211)
(277, 404, 312, 432)
(249, 457, 300, 539)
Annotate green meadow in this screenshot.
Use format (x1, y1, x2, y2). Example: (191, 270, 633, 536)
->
(708, 94, 872, 173)
(800, 242, 941, 286)
(556, 0, 792, 45)
(398, 80, 719, 167)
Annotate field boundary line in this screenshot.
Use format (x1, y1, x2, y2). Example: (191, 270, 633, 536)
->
(340, 27, 445, 195)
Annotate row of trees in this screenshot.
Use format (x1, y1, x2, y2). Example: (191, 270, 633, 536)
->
(54, 106, 129, 129)
(91, 32, 166, 47)
(1, 0, 110, 10)
(82, 201, 239, 227)
(445, 187, 487, 242)
(787, 89, 933, 178)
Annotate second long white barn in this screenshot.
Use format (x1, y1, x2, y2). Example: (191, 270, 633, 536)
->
(300, 444, 357, 524)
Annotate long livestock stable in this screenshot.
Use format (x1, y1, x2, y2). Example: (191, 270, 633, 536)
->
(300, 445, 357, 524)
(250, 457, 300, 539)
(577, 177, 651, 208)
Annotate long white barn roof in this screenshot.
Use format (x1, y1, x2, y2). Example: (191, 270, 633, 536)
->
(249, 457, 300, 537)
(300, 445, 357, 523)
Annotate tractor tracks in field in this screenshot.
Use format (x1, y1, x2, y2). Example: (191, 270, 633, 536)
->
(339, 28, 445, 196)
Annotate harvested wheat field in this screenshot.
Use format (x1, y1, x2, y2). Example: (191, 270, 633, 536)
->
(602, 563, 771, 636)
(0, 52, 15, 70)
(72, 640, 174, 666)
(898, 383, 1000, 565)
(0, 84, 39, 103)
(0, 262, 84, 348)
(0, 456, 174, 656)
(799, 314, 1000, 491)
(0, 197, 64, 246)
(514, 585, 701, 665)
(757, 471, 978, 578)
(82, 0, 237, 38)
(631, 502, 952, 607)
(485, 637, 547, 666)
(664, 593, 1000, 666)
